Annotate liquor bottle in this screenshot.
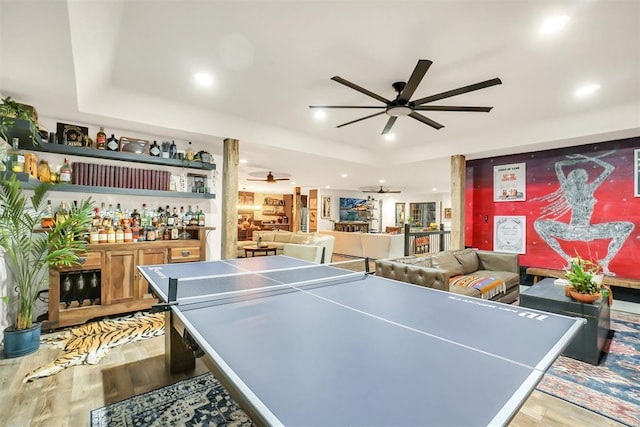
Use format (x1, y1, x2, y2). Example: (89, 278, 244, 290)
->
(89, 227, 99, 244)
(96, 127, 107, 150)
(41, 200, 55, 228)
(55, 200, 70, 226)
(89, 272, 99, 305)
(6, 138, 25, 172)
(115, 225, 124, 243)
(197, 206, 205, 226)
(59, 158, 72, 183)
(115, 203, 123, 222)
(166, 205, 174, 226)
(171, 224, 179, 240)
(124, 225, 133, 243)
(62, 274, 73, 308)
(141, 203, 151, 227)
(106, 134, 119, 151)
(75, 273, 86, 306)
(172, 207, 180, 227)
(131, 224, 140, 242)
(92, 207, 102, 227)
(37, 160, 51, 183)
(98, 227, 107, 243)
(106, 226, 116, 243)
(149, 140, 161, 157)
(185, 205, 194, 225)
(169, 140, 177, 159)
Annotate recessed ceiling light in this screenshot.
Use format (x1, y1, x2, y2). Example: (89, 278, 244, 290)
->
(540, 15, 570, 35)
(384, 133, 395, 141)
(341, 173, 348, 178)
(379, 179, 385, 183)
(575, 83, 601, 98)
(314, 110, 326, 120)
(432, 187, 437, 191)
(194, 72, 213, 87)
(325, 185, 331, 189)
(239, 159, 248, 164)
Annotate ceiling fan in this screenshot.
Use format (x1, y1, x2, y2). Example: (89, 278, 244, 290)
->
(363, 186, 402, 194)
(309, 59, 502, 135)
(246, 171, 290, 183)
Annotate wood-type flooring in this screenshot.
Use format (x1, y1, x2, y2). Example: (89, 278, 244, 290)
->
(0, 331, 625, 426)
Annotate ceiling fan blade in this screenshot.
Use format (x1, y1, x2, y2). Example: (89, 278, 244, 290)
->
(246, 178, 267, 181)
(409, 112, 444, 130)
(413, 105, 493, 112)
(331, 76, 391, 104)
(274, 178, 290, 181)
(309, 105, 386, 109)
(336, 111, 386, 128)
(381, 117, 397, 135)
(398, 59, 432, 102)
(412, 78, 502, 106)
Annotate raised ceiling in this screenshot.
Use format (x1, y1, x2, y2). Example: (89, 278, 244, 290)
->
(1, 0, 638, 195)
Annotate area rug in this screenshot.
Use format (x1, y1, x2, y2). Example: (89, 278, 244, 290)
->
(90, 372, 252, 427)
(24, 311, 164, 382)
(536, 310, 640, 426)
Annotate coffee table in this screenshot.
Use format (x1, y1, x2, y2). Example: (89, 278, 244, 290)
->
(520, 278, 610, 365)
(244, 245, 277, 257)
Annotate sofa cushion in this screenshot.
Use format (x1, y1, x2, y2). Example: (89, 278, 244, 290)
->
(289, 234, 309, 244)
(431, 251, 464, 277)
(452, 249, 480, 275)
(254, 231, 275, 242)
(475, 270, 520, 289)
(274, 232, 293, 243)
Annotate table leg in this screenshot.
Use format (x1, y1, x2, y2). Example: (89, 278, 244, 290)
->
(165, 311, 196, 373)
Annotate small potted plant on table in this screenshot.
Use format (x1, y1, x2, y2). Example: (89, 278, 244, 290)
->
(564, 254, 609, 304)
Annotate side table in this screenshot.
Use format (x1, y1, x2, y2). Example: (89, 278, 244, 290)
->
(520, 278, 610, 365)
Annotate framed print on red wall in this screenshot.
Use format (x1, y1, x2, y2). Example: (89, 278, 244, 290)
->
(493, 162, 526, 201)
(635, 148, 640, 197)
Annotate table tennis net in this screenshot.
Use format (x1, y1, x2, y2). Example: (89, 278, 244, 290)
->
(166, 263, 368, 310)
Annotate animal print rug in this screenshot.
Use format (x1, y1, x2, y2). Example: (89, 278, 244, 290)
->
(24, 311, 164, 382)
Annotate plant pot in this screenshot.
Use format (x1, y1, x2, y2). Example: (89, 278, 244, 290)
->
(3, 322, 41, 358)
(568, 290, 601, 304)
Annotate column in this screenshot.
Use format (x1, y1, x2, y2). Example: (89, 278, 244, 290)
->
(222, 138, 239, 259)
(450, 154, 465, 250)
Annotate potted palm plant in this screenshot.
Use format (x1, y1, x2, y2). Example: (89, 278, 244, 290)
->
(0, 174, 93, 357)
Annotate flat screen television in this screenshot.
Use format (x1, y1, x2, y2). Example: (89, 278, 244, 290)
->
(339, 197, 369, 221)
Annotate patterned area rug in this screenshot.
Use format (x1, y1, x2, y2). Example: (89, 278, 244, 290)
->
(536, 310, 640, 426)
(24, 311, 164, 382)
(90, 372, 252, 427)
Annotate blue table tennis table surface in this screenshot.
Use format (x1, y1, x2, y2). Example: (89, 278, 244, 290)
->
(139, 256, 583, 427)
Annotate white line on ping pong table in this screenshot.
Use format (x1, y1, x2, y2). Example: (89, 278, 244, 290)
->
(174, 269, 367, 303)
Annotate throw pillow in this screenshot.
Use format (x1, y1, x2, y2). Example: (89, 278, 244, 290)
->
(430, 251, 464, 276)
(452, 249, 480, 275)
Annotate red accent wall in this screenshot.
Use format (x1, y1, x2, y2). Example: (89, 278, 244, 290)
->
(465, 137, 640, 279)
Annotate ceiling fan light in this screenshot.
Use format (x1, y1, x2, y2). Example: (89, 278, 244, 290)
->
(386, 106, 412, 117)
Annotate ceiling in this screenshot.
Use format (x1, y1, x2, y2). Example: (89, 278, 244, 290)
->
(1, 0, 639, 196)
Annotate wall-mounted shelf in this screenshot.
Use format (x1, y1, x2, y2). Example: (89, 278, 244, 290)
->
(3, 172, 215, 199)
(19, 141, 216, 171)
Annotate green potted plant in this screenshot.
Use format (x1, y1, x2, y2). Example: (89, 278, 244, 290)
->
(564, 253, 609, 304)
(0, 96, 40, 146)
(0, 174, 93, 357)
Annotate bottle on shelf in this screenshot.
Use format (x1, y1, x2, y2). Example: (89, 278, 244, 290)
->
(185, 205, 194, 225)
(37, 160, 51, 182)
(98, 227, 107, 243)
(75, 273, 86, 306)
(124, 225, 133, 243)
(59, 158, 72, 183)
(106, 226, 116, 243)
(96, 127, 107, 150)
(6, 138, 25, 173)
(141, 203, 151, 227)
(197, 206, 205, 226)
(41, 200, 55, 228)
(55, 200, 70, 225)
(169, 140, 177, 159)
(89, 227, 99, 244)
(149, 140, 161, 157)
(115, 225, 124, 243)
(106, 134, 119, 151)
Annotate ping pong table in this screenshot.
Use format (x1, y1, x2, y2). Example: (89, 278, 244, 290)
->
(139, 255, 583, 427)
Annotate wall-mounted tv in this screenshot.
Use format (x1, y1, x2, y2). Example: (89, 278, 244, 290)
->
(339, 197, 369, 221)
